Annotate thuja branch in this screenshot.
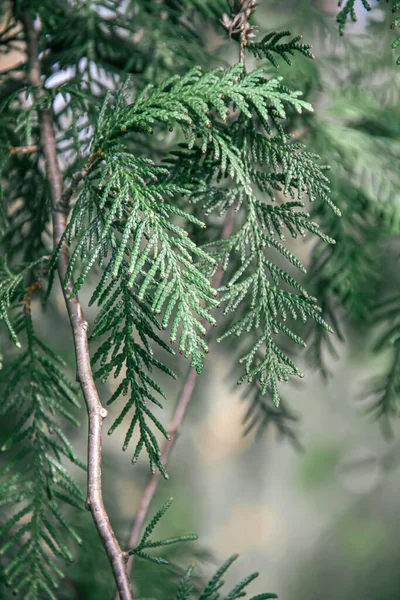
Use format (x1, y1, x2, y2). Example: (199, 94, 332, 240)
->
(122, 5, 259, 592)
(118, 210, 236, 599)
(20, 8, 132, 600)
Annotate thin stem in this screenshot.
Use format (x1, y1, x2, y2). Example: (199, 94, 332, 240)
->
(117, 209, 236, 600)
(20, 7, 132, 600)
(9, 145, 38, 154)
(220, 0, 258, 65)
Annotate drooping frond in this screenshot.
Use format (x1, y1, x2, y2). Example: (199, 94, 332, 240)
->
(51, 62, 327, 419)
(89, 264, 177, 475)
(215, 202, 332, 406)
(0, 313, 84, 599)
(197, 124, 335, 406)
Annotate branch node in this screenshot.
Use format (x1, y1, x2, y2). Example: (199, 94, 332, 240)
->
(79, 319, 89, 332)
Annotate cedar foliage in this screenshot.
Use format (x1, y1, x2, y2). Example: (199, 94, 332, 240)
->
(0, 0, 399, 598)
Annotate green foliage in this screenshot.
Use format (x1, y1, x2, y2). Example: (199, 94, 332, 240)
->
(0, 257, 24, 347)
(214, 193, 333, 406)
(0, 312, 84, 599)
(305, 88, 400, 374)
(51, 60, 332, 448)
(4, 0, 399, 597)
(175, 554, 278, 600)
(0, 152, 51, 265)
(337, 0, 373, 35)
(0, 257, 48, 347)
(248, 31, 314, 67)
(128, 498, 198, 565)
(89, 261, 177, 475)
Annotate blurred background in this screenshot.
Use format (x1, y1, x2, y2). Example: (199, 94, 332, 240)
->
(1, 1, 400, 598)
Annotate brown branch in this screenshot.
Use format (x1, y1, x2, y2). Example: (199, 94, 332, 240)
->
(20, 7, 133, 600)
(117, 209, 236, 600)
(220, 0, 258, 64)
(9, 145, 38, 154)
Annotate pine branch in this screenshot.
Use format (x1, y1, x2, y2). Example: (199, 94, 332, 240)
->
(19, 7, 132, 600)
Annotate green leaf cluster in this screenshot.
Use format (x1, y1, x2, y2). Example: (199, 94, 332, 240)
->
(175, 554, 277, 600)
(0, 313, 84, 599)
(128, 498, 197, 565)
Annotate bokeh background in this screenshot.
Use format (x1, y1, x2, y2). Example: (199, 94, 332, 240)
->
(1, 1, 400, 599)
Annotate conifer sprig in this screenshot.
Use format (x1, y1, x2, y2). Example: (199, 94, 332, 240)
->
(127, 498, 197, 565)
(248, 31, 314, 67)
(216, 218, 332, 405)
(54, 61, 329, 418)
(175, 554, 278, 600)
(199, 125, 335, 406)
(0, 313, 84, 599)
(102, 64, 312, 154)
(89, 265, 177, 474)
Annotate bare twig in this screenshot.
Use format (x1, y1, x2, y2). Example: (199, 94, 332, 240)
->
(118, 209, 236, 600)
(220, 0, 258, 64)
(9, 145, 38, 154)
(20, 7, 132, 600)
